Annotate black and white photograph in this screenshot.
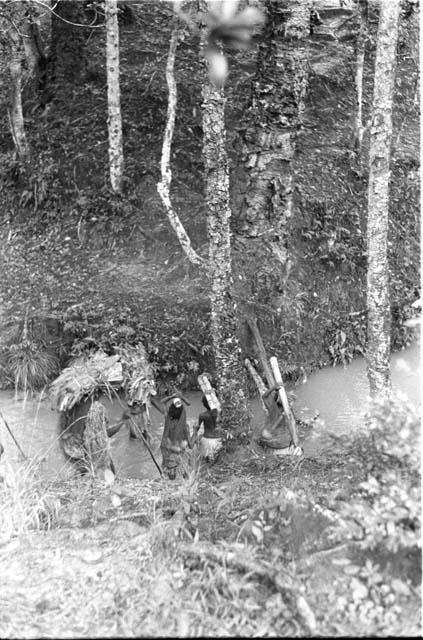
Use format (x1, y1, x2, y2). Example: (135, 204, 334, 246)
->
(0, 0, 420, 636)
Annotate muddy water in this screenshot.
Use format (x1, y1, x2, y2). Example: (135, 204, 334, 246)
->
(295, 340, 420, 455)
(0, 342, 419, 480)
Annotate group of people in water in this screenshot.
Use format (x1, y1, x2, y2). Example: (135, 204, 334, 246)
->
(58, 389, 226, 480)
(57, 380, 296, 480)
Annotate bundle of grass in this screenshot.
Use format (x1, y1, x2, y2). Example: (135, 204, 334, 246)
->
(118, 343, 157, 404)
(6, 339, 59, 395)
(83, 401, 114, 476)
(50, 350, 123, 411)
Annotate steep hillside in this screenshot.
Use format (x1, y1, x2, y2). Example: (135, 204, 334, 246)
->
(0, 0, 419, 390)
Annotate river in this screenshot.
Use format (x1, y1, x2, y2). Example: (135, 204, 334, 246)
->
(0, 341, 420, 481)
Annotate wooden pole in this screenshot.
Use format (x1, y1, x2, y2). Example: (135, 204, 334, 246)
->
(197, 374, 221, 412)
(244, 358, 267, 411)
(0, 409, 26, 459)
(269, 356, 299, 447)
(246, 318, 275, 388)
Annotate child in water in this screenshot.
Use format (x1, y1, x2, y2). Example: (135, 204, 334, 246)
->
(160, 395, 193, 479)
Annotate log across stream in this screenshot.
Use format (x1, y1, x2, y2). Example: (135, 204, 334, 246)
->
(0, 341, 419, 481)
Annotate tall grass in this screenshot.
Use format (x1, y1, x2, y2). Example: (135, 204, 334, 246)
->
(6, 339, 59, 395)
(0, 459, 60, 544)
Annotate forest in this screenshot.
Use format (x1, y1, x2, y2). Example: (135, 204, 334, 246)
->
(0, 0, 420, 637)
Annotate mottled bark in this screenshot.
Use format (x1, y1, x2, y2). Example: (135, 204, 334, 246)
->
(0, 2, 29, 159)
(158, 25, 203, 266)
(353, 0, 368, 154)
(20, 5, 45, 82)
(238, 0, 311, 246)
(366, 0, 401, 398)
(105, 0, 124, 193)
(202, 71, 250, 432)
(48, 0, 87, 95)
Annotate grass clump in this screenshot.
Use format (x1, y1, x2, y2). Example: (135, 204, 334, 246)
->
(5, 339, 59, 395)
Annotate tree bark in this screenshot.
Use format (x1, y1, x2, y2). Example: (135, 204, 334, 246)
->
(353, 0, 368, 154)
(366, 0, 401, 398)
(9, 42, 29, 160)
(105, 0, 124, 193)
(234, 0, 311, 319)
(157, 25, 203, 266)
(201, 52, 250, 433)
(0, 1, 30, 160)
(48, 0, 87, 97)
(238, 0, 311, 246)
(20, 4, 46, 83)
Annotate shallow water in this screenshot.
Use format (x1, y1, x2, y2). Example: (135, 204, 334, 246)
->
(294, 340, 420, 455)
(0, 341, 419, 480)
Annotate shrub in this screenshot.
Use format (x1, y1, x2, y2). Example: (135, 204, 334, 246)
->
(337, 394, 421, 553)
(5, 339, 59, 394)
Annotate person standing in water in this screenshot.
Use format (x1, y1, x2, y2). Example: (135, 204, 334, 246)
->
(258, 384, 293, 450)
(160, 395, 193, 479)
(195, 394, 223, 462)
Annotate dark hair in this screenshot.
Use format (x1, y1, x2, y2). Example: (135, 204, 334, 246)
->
(201, 394, 211, 411)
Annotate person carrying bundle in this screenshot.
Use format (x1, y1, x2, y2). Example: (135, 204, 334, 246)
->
(160, 394, 193, 480)
(258, 384, 293, 450)
(195, 394, 223, 462)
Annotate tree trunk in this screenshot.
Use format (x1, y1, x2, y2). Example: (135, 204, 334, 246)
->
(48, 0, 87, 97)
(238, 0, 311, 244)
(157, 25, 203, 266)
(234, 0, 311, 317)
(20, 5, 45, 79)
(366, 0, 401, 398)
(0, 2, 30, 160)
(105, 0, 124, 193)
(353, 0, 368, 154)
(201, 65, 250, 433)
(9, 43, 29, 160)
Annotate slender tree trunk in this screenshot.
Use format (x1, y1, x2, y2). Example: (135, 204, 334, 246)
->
(20, 7, 44, 78)
(158, 25, 203, 266)
(354, 0, 368, 154)
(9, 50, 29, 160)
(105, 0, 124, 193)
(0, 2, 30, 160)
(201, 62, 250, 432)
(366, 0, 401, 398)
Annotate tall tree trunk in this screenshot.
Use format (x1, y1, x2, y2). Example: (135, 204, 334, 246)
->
(105, 0, 124, 193)
(366, 0, 401, 398)
(9, 47, 29, 160)
(201, 64, 250, 433)
(353, 0, 368, 154)
(234, 0, 311, 319)
(238, 0, 311, 243)
(158, 25, 203, 266)
(0, 1, 30, 160)
(48, 0, 87, 98)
